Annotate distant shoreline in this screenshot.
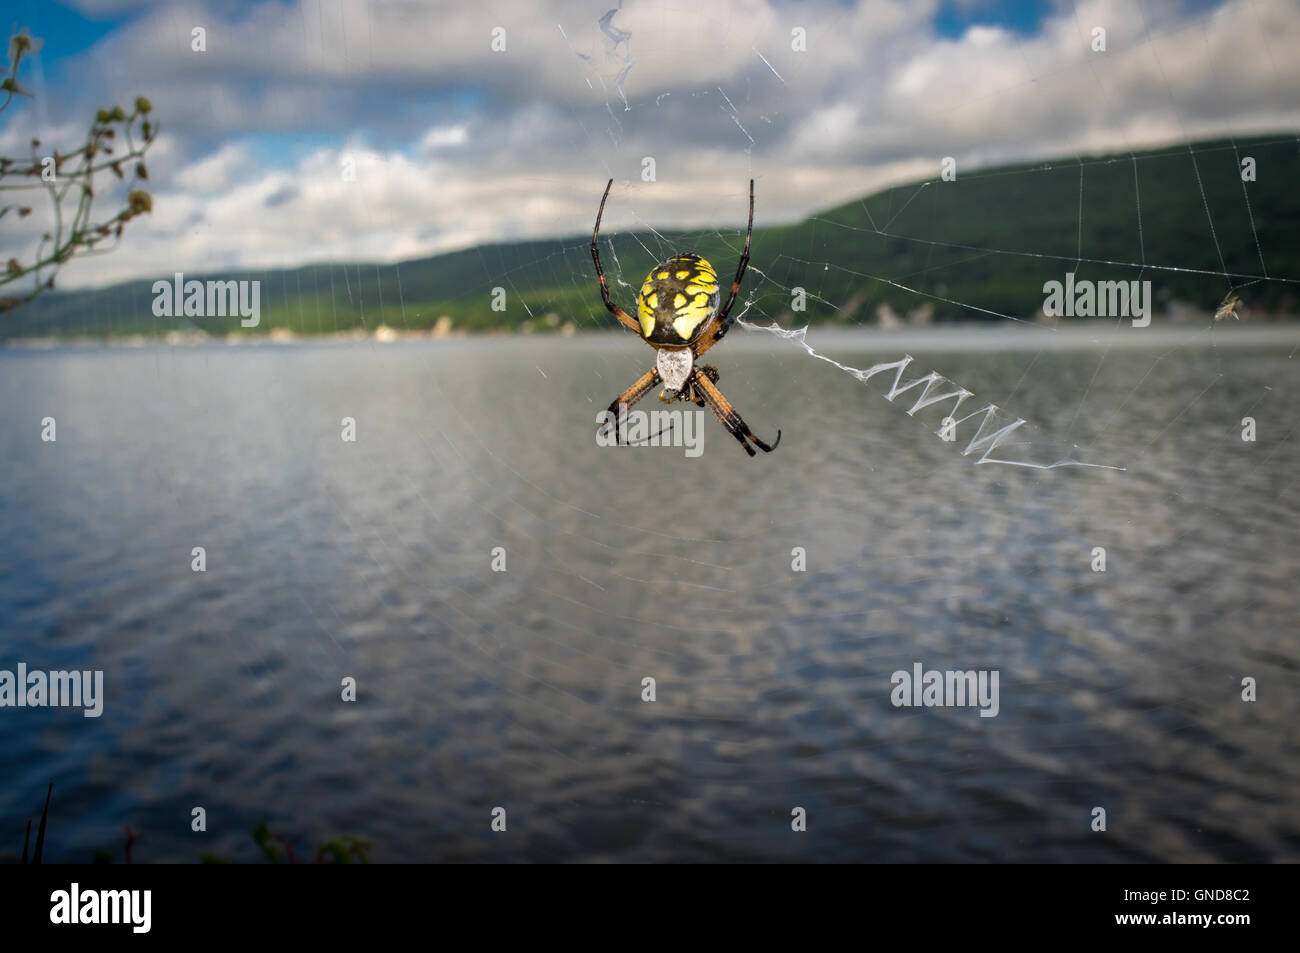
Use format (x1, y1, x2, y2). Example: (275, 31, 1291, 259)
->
(6, 316, 1299, 354)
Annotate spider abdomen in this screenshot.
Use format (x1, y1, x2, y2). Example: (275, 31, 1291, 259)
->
(637, 254, 719, 346)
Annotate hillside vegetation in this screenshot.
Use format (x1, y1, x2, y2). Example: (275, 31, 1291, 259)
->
(6, 133, 1297, 341)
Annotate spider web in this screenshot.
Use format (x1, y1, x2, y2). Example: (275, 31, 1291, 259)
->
(483, 8, 1295, 486)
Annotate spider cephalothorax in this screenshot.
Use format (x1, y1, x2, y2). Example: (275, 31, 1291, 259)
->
(590, 178, 781, 457)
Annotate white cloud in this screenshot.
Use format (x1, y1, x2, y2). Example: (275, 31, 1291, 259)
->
(419, 124, 468, 153)
(172, 140, 249, 191)
(0, 0, 1296, 289)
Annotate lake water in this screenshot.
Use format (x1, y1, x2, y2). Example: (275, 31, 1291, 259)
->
(1, 326, 1297, 863)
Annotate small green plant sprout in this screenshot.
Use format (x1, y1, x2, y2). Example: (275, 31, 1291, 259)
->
(0, 30, 158, 313)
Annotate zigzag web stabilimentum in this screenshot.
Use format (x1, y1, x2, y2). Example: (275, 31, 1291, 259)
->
(734, 315, 1124, 470)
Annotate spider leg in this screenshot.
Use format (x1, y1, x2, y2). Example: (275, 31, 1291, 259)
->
(685, 364, 719, 406)
(693, 178, 754, 361)
(591, 178, 643, 335)
(599, 367, 661, 445)
(693, 369, 780, 457)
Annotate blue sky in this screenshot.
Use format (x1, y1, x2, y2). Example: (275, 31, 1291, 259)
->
(26, 1, 1056, 53)
(1, 0, 1296, 289)
(6, 0, 119, 76)
(14, 1, 1074, 68)
(933, 0, 1050, 38)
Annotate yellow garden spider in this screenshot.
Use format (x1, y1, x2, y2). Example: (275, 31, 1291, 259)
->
(590, 178, 781, 457)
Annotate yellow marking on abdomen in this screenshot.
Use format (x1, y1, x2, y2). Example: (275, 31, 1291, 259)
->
(672, 310, 708, 340)
(637, 298, 655, 337)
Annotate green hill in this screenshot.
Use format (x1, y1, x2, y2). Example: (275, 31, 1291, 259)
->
(5, 132, 1298, 341)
